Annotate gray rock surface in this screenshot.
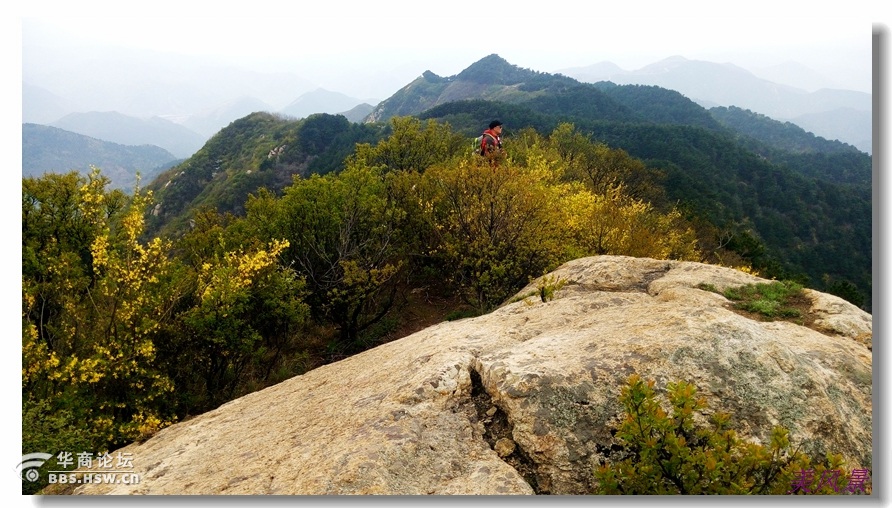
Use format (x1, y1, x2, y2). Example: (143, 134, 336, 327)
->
(73, 255, 872, 495)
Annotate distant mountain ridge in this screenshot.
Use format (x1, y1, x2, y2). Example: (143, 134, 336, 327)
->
(708, 106, 869, 187)
(365, 55, 578, 123)
(560, 56, 871, 117)
(23, 83, 72, 125)
(341, 103, 376, 123)
(52, 111, 206, 159)
(33, 90, 375, 161)
(559, 56, 871, 153)
(182, 96, 277, 140)
(281, 88, 369, 120)
(790, 107, 872, 154)
(366, 54, 869, 154)
(709, 106, 862, 156)
(24, 51, 869, 156)
(23, 123, 178, 190)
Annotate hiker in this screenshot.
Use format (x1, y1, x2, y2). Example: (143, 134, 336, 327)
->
(479, 120, 504, 157)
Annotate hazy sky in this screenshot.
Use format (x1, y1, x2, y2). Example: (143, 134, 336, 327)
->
(18, 0, 882, 99)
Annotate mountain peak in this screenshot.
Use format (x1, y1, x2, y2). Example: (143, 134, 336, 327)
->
(660, 55, 690, 64)
(472, 53, 510, 66)
(422, 70, 447, 83)
(456, 54, 538, 85)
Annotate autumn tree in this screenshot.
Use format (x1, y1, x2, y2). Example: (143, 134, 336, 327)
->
(562, 185, 700, 261)
(350, 116, 467, 172)
(23, 168, 177, 452)
(23, 168, 313, 494)
(407, 147, 570, 310)
(178, 237, 308, 407)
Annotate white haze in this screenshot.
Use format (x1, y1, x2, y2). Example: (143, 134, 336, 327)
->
(20, 3, 877, 103)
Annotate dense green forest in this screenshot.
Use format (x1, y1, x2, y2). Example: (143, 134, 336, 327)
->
(22, 55, 872, 494)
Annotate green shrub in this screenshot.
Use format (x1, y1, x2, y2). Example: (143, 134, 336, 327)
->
(594, 375, 869, 495)
(536, 274, 567, 303)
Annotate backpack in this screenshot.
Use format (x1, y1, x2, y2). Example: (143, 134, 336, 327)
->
(473, 133, 496, 156)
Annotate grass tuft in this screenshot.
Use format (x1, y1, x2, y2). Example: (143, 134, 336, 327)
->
(721, 280, 804, 318)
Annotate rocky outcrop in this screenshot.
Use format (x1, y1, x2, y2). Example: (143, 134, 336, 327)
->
(73, 256, 872, 495)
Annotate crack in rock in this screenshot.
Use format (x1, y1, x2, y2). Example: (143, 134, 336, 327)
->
(467, 366, 542, 493)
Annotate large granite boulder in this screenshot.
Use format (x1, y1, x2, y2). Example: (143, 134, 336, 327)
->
(72, 256, 872, 495)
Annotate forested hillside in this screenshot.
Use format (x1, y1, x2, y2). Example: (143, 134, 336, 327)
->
(709, 105, 871, 186)
(145, 113, 384, 235)
(23, 123, 177, 191)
